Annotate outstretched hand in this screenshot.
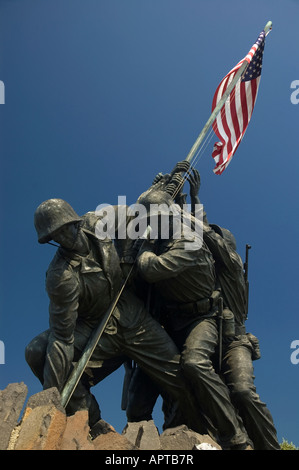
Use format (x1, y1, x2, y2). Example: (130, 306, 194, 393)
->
(165, 173, 185, 197)
(152, 172, 165, 185)
(170, 160, 190, 176)
(187, 169, 201, 197)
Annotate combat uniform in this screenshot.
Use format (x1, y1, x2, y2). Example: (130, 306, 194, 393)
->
(136, 223, 248, 449)
(202, 223, 280, 450)
(25, 209, 204, 430)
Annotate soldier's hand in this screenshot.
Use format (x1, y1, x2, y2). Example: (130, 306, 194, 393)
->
(187, 169, 201, 197)
(166, 172, 185, 197)
(136, 238, 156, 258)
(165, 183, 177, 196)
(152, 172, 164, 185)
(170, 160, 190, 176)
(172, 173, 184, 186)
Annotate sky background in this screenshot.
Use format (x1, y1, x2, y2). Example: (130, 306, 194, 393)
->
(0, 0, 298, 447)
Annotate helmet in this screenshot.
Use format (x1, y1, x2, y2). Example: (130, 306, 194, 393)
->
(137, 189, 177, 216)
(210, 224, 237, 251)
(34, 198, 81, 244)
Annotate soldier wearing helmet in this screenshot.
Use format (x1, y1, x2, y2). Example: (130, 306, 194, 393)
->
(187, 168, 280, 450)
(26, 198, 209, 434)
(132, 181, 250, 450)
(34, 198, 82, 244)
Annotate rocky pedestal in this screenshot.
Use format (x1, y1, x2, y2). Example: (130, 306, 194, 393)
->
(0, 383, 221, 451)
(0, 382, 28, 450)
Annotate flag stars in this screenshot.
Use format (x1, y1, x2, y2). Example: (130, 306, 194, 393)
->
(242, 40, 265, 81)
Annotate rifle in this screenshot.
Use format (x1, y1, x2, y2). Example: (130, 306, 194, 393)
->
(218, 296, 224, 372)
(244, 244, 251, 320)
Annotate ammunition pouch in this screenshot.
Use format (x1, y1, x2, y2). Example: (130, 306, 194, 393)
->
(247, 333, 261, 361)
(221, 308, 236, 337)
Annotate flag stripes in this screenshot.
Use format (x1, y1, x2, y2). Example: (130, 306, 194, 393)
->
(211, 31, 265, 174)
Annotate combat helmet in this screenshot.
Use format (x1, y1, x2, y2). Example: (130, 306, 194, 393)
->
(137, 189, 177, 216)
(34, 198, 81, 244)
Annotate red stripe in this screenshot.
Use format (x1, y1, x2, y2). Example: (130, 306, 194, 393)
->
(212, 77, 228, 136)
(213, 71, 236, 144)
(219, 72, 240, 158)
(229, 81, 241, 143)
(250, 78, 258, 118)
(222, 99, 233, 157)
(240, 81, 249, 132)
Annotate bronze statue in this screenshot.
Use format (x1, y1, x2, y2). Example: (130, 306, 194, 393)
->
(25, 198, 209, 433)
(188, 168, 280, 450)
(131, 182, 249, 450)
(25, 157, 280, 450)
(124, 163, 280, 450)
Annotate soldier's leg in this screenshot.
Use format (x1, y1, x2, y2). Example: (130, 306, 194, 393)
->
(126, 366, 160, 422)
(221, 340, 280, 450)
(160, 392, 186, 430)
(119, 312, 209, 434)
(67, 332, 127, 427)
(25, 328, 124, 427)
(25, 330, 50, 384)
(26, 328, 77, 393)
(126, 366, 186, 429)
(68, 354, 126, 427)
(180, 318, 248, 449)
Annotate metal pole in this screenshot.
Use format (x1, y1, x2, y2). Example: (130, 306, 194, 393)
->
(218, 297, 224, 372)
(244, 244, 252, 320)
(185, 21, 272, 164)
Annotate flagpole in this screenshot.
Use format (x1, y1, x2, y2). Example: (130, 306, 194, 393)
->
(184, 21, 272, 164)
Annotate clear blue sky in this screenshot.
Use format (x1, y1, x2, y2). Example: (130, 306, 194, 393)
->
(0, 0, 298, 446)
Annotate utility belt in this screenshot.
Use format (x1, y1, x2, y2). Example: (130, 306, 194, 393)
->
(164, 292, 247, 337)
(165, 290, 221, 317)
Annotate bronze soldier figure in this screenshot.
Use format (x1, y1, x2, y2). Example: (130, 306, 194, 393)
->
(133, 185, 249, 450)
(25, 198, 208, 433)
(188, 168, 280, 450)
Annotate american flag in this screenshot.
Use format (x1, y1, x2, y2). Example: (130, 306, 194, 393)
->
(211, 31, 266, 175)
